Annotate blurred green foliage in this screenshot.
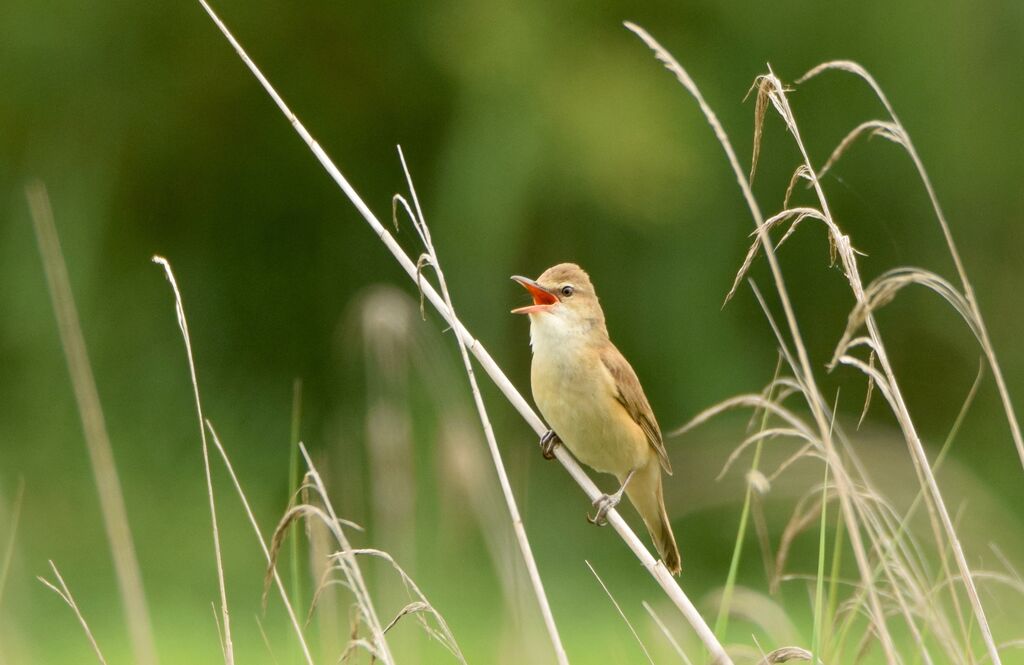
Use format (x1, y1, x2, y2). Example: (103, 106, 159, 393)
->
(1, 0, 1023, 662)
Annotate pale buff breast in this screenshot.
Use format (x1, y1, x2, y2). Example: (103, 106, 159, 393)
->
(531, 342, 651, 477)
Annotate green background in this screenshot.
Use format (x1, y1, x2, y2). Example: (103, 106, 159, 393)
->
(1, 0, 1022, 662)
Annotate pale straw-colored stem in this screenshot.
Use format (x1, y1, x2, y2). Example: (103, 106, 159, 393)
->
(27, 183, 159, 665)
(193, 3, 731, 661)
(152, 256, 233, 664)
(205, 421, 315, 665)
(38, 561, 109, 665)
(396, 148, 569, 664)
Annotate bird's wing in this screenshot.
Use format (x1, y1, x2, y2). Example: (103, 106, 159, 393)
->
(600, 345, 672, 475)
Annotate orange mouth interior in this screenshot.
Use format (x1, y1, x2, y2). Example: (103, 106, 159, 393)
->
(511, 278, 557, 314)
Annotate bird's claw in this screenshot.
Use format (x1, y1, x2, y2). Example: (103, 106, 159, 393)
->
(539, 430, 560, 460)
(587, 493, 620, 526)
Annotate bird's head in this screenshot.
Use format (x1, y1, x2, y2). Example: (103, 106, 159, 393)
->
(511, 263, 607, 343)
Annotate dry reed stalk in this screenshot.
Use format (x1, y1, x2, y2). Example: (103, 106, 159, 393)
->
(26, 182, 159, 665)
(152, 256, 233, 664)
(393, 146, 568, 665)
(192, 3, 731, 662)
(623, 22, 897, 663)
(38, 561, 108, 665)
(204, 421, 316, 665)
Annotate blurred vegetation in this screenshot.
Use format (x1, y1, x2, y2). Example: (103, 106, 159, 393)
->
(1, 0, 1022, 663)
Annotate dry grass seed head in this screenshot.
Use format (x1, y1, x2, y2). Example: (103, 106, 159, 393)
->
(330, 549, 467, 663)
(756, 645, 812, 664)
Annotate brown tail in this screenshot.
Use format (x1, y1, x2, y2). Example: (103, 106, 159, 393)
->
(625, 461, 681, 575)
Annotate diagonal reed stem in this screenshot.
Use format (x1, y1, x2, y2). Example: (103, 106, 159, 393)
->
(193, 3, 731, 661)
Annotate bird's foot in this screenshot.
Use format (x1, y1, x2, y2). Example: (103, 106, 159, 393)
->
(539, 430, 560, 460)
(586, 469, 635, 526)
(587, 492, 621, 527)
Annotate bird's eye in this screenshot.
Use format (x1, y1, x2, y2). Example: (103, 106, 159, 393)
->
(560, 285, 574, 297)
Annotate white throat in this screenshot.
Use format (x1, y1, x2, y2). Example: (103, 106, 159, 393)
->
(528, 308, 590, 357)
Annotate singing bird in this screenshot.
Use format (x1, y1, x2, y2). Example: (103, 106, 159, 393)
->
(512, 263, 681, 575)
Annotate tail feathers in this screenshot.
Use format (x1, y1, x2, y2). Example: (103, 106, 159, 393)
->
(625, 464, 681, 576)
(652, 495, 681, 575)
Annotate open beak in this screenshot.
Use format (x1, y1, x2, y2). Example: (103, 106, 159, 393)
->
(511, 275, 558, 314)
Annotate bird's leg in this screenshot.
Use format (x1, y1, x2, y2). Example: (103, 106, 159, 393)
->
(587, 468, 637, 526)
(539, 429, 561, 460)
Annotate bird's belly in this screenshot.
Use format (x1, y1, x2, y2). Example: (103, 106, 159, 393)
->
(532, 354, 648, 476)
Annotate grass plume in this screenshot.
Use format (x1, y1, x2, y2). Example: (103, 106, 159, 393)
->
(627, 20, 1020, 665)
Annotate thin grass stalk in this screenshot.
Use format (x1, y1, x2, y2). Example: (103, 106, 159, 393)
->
(152, 256, 233, 664)
(205, 421, 316, 665)
(255, 615, 281, 665)
(193, 4, 730, 661)
(798, 62, 1024, 472)
(846, 364, 984, 662)
(289, 378, 304, 633)
(712, 452, 757, 641)
(38, 561, 108, 665)
(210, 602, 226, 663)
(742, 283, 925, 657)
(0, 479, 25, 612)
(823, 511, 844, 657)
(827, 418, 962, 659)
(623, 24, 898, 663)
(714, 360, 782, 640)
(394, 146, 568, 664)
(811, 465, 829, 664)
(643, 601, 695, 665)
(585, 561, 655, 665)
(307, 496, 341, 661)
(760, 73, 1000, 664)
(27, 183, 159, 665)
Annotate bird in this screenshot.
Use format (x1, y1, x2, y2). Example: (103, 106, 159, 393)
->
(511, 262, 681, 575)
